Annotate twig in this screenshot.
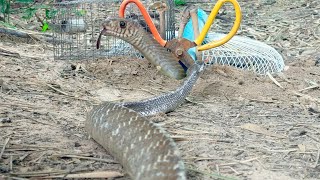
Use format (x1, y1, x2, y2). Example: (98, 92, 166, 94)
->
(219, 157, 259, 167)
(30, 151, 46, 163)
(249, 98, 277, 103)
(0, 124, 12, 128)
(6, 177, 29, 180)
(298, 84, 319, 92)
(10, 155, 13, 171)
(8, 143, 59, 150)
(19, 152, 31, 161)
(172, 127, 217, 135)
(0, 27, 60, 44)
(0, 51, 21, 58)
(0, 137, 10, 159)
(0, 27, 32, 38)
(306, 134, 320, 143)
(51, 154, 117, 164)
(46, 83, 69, 96)
(313, 149, 320, 168)
(0, 46, 21, 58)
(216, 164, 220, 176)
(43, 171, 123, 179)
(226, 166, 241, 175)
(34, 13, 45, 27)
(185, 97, 203, 105)
(2, 132, 13, 138)
(267, 72, 284, 89)
(166, 118, 215, 126)
(0, 102, 44, 109)
(9, 170, 74, 177)
(294, 92, 320, 103)
(172, 136, 190, 141)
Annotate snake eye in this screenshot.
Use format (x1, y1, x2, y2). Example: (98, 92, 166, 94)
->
(119, 21, 126, 28)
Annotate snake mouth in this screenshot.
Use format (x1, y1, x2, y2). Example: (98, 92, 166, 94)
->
(96, 28, 106, 49)
(96, 21, 121, 49)
(96, 27, 115, 49)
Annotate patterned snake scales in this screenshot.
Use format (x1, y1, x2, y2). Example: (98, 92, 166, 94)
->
(86, 18, 206, 180)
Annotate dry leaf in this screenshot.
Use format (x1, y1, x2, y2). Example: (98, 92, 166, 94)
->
(240, 123, 286, 139)
(298, 144, 306, 153)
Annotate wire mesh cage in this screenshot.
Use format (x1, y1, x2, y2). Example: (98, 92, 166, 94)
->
(51, 0, 175, 61)
(202, 33, 285, 75)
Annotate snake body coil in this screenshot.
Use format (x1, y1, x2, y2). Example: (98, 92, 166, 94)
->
(87, 18, 205, 180)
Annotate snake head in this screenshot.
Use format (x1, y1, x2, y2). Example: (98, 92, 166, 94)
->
(97, 17, 142, 49)
(101, 17, 141, 38)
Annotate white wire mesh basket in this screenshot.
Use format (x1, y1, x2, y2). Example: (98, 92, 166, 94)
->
(202, 33, 285, 75)
(133, 32, 284, 75)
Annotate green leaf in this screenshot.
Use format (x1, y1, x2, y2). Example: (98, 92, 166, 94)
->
(42, 22, 49, 32)
(174, 0, 186, 6)
(45, 8, 57, 19)
(22, 7, 37, 19)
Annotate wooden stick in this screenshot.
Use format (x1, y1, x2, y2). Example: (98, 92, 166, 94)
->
(0, 138, 10, 159)
(0, 47, 21, 58)
(298, 84, 319, 92)
(43, 171, 123, 179)
(190, 8, 200, 41)
(190, 7, 202, 61)
(313, 149, 320, 168)
(178, 6, 191, 38)
(0, 27, 64, 44)
(159, 9, 166, 39)
(267, 72, 284, 89)
(46, 83, 69, 96)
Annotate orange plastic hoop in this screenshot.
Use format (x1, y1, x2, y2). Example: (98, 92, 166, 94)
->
(119, 0, 167, 46)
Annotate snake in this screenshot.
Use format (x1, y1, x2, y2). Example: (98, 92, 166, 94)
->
(97, 17, 186, 80)
(87, 17, 206, 180)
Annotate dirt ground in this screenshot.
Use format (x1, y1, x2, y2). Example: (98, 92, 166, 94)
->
(1, 0, 320, 179)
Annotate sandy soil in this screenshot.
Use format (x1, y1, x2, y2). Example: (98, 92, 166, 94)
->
(1, 0, 320, 179)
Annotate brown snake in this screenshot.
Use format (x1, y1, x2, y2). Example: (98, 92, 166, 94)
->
(87, 18, 206, 180)
(97, 17, 186, 80)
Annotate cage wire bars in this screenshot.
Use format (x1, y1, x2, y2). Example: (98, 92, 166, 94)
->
(51, 0, 284, 75)
(51, 0, 176, 61)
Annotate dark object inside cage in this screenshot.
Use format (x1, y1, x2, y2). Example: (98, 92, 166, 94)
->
(51, 0, 175, 61)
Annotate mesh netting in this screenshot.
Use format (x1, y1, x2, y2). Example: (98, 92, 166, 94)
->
(202, 33, 285, 75)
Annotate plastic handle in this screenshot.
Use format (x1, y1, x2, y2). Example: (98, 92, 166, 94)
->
(194, 0, 242, 51)
(119, 0, 167, 47)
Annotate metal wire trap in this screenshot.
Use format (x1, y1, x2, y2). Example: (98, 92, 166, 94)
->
(51, 0, 176, 61)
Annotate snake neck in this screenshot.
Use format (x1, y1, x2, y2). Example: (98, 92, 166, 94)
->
(121, 62, 205, 116)
(100, 18, 186, 80)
